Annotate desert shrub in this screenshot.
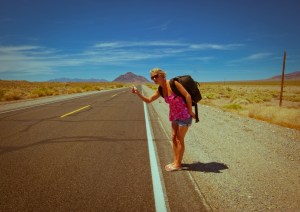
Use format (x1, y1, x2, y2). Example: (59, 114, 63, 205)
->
(31, 87, 55, 97)
(283, 94, 300, 102)
(115, 84, 123, 88)
(205, 93, 220, 99)
(231, 98, 250, 105)
(0, 89, 6, 100)
(4, 89, 24, 101)
(223, 103, 243, 110)
(270, 91, 279, 98)
(67, 87, 78, 94)
(246, 95, 264, 103)
(229, 93, 240, 101)
(259, 93, 273, 102)
(74, 87, 84, 93)
(221, 94, 231, 98)
(248, 106, 300, 130)
(92, 86, 100, 91)
(226, 87, 232, 92)
(82, 85, 93, 91)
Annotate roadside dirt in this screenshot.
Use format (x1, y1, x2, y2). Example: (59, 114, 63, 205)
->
(143, 86, 300, 211)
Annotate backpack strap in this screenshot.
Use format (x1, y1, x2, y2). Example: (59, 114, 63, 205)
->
(169, 78, 182, 98)
(195, 104, 199, 123)
(158, 86, 164, 97)
(159, 78, 185, 98)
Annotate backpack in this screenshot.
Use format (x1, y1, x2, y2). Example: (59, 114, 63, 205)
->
(158, 75, 202, 123)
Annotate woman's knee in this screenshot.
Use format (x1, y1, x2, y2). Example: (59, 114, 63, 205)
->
(172, 133, 177, 141)
(173, 136, 184, 145)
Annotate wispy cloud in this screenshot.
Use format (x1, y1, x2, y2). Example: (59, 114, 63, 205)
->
(93, 41, 185, 49)
(147, 20, 172, 31)
(187, 56, 215, 62)
(0, 41, 243, 77)
(0, 45, 42, 52)
(244, 53, 273, 60)
(0, 45, 58, 75)
(88, 41, 242, 64)
(190, 43, 244, 50)
(93, 41, 243, 50)
(91, 41, 243, 58)
(228, 52, 273, 65)
(159, 20, 172, 31)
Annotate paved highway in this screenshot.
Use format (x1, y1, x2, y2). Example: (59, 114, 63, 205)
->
(0, 88, 207, 211)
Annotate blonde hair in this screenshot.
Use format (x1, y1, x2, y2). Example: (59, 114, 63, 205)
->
(150, 68, 166, 78)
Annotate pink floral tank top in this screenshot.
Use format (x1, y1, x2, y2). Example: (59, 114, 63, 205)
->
(165, 93, 191, 121)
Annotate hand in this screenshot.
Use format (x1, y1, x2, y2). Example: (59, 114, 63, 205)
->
(189, 111, 196, 119)
(131, 86, 139, 94)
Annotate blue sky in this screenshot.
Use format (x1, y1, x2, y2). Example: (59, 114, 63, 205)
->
(0, 0, 299, 82)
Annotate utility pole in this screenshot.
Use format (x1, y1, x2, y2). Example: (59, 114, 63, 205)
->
(279, 51, 286, 107)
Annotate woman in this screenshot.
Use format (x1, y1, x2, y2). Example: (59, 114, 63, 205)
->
(131, 68, 195, 171)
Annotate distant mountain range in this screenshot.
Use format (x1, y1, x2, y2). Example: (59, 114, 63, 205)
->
(48, 72, 150, 83)
(48, 77, 108, 82)
(267, 71, 300, 80)
(47, 71, 300, 83)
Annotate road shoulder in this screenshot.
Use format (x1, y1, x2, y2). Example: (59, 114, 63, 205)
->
(142, 85, 300, 211)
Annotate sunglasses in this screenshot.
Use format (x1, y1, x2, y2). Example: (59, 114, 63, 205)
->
(151, 74, 160, 80)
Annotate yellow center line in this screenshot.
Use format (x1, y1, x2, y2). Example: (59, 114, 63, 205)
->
(60, 105, 91, 118)
(112, 90, 126, 97)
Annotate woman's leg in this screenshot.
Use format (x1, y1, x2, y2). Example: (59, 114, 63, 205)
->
(171, 123, 189, 168)
(171, 122, 179, 164)
(176, 125, 189, 166)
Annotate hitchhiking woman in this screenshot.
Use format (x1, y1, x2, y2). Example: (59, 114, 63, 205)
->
(131, 68, 195, 171)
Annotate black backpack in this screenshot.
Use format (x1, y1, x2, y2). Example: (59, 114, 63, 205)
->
(158, 75, 202, 123)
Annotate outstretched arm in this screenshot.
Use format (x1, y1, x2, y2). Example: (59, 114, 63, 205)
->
(131, 86, 160, 103)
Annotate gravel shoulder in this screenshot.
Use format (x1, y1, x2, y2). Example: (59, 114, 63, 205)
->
(143, 85, 300, 211)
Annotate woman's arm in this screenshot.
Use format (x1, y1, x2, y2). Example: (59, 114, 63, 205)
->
(174, 81, 195, 118)
(131, 86, 161, 103)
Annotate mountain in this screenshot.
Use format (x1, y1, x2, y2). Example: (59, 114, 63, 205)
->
(267, 71, 300, 80)
(112, 72, 150, 83)
(48, 78, 108, 82)
(48, 72, 151, 83)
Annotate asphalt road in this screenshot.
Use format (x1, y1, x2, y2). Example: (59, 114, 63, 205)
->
(0, 88, 207, 211)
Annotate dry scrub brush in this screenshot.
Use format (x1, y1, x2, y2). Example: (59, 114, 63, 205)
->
(200, 81, 300, 130)
(248, 106, 300, 130)
(0, 80, 128, 102)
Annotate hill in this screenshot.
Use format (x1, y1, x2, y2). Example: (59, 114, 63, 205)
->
(112, 72, 150, 83)
(267, 71, 300, 80)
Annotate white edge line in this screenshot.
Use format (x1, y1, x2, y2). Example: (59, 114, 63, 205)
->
(154, 104, 213, 212)
(143, 102, 168, 212)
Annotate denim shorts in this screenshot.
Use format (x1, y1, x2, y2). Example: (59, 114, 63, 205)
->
(173, 116, 193, 127)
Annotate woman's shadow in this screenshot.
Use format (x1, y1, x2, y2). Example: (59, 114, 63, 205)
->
(182, 162, 228, 173)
